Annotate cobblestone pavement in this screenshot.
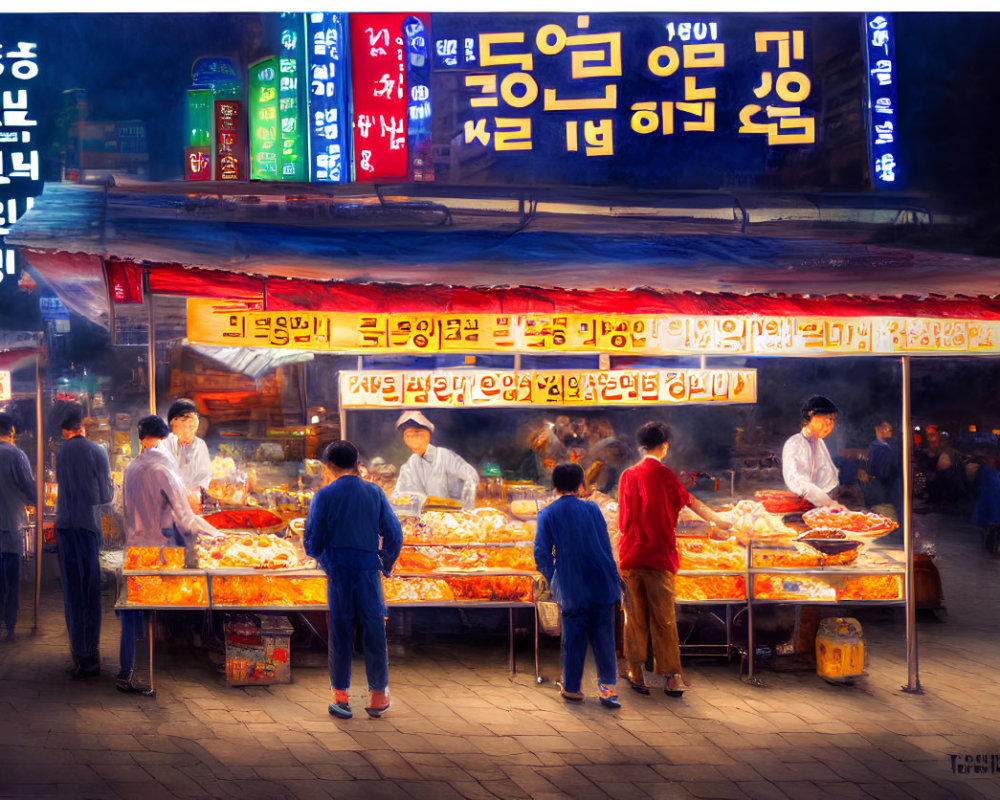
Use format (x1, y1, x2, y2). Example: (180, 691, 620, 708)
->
(1, 513, 998, 800)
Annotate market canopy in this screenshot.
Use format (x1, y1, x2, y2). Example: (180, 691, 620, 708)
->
(10, 182, 1000, 335)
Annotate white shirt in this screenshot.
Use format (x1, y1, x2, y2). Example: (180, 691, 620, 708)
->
(393, 443, 479, 508)
(782, 432, 839, 507)
(161, 433, 212, 491)
(123, 446, 218, 547)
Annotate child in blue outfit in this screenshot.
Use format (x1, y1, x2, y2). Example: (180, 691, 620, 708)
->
(533, 462, 622, 708)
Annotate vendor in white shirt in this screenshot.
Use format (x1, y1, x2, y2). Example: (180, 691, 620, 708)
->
(391, 411, 479, 508)
(782, 395, 842, 508)
(161, 399, 212, 499)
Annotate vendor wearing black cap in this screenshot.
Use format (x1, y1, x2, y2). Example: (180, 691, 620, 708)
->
(162, 399, 212, 499)
(782, 395, 842, 507)
(391, 410, 479, 508)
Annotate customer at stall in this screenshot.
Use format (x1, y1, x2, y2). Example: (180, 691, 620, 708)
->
(966, 456, 1000, 554)
(55, 402, 113, 679)
(392, 410, 479, 508)
(781, 395, 842, 507)
(0, 412, 37, 641)
(306, 440, 403, 720)
(617, 420, 732, 697)
(864, 418, 902, 519)
(161, 399, 212, 508)
(534, 462, 621, 708)
(118, 414, 224, 693)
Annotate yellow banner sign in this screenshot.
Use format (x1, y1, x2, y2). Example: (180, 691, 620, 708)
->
(339, 368, 756, 408)
(187, 299, 999, 356)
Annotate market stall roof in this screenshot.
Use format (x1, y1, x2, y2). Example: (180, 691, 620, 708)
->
(9, 182, 1000, 324)
(0, 332, 44, 372)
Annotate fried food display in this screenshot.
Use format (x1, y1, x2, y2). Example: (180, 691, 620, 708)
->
(676, 575, 746, 601)
(196, 533, 308, 570)
(802, 507, 898, 536)
(677, 537, 747, 570)
(402, 509, 533, 544)
(753, 490, 813, 514)
(125, 575, 208, 606)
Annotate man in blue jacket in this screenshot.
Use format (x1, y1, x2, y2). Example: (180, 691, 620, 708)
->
(0, 412, 37, 641)
(305, 440, 403, 719)
(55, 402, 113, 678)
(534, 462, 621, 708)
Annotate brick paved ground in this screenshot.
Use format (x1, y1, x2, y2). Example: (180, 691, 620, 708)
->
(1, 512, 998, 799)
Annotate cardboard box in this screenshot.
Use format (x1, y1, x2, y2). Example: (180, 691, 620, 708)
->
(225, 614, 294, 686)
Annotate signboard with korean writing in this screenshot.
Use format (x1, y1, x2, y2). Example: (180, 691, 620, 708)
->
(249, 56, 280, 180)
(278, 13, 307, 180)
(350, 13, 430, 180)
(307, 12, 350, 182)
(0, 37, 41, 286)
(339, 368, 756, 408)
(0, 370, 10, 402)
(187, 299, 1000, 357)
(185, 89, 213, 181)
(429, 13, 865, 189)
(214, 100, 246, 180)
(865, 13, 900, 188)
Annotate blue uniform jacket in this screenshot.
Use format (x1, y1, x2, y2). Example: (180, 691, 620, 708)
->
(533, 495, 620, 614)
(304, 475, 403, 576)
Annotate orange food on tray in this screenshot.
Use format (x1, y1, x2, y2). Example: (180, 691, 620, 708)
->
(753, 574, 837, 602)
(802, 507, 898, 536)
(838, 575, 903, 601)
(382, 577, 455, 603)
(202, 508, 285, 532)
(126, 575, 208, 606)
(125, 547, 185, 571)
(678, 537, 747, 570)
(195, 533, 306, 570)
(753, 490, 814, 514)
(212, 575, 327, 606)
(676, 575, 746, 601)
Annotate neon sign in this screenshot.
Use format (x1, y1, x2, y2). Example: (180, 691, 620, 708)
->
(865, 13, 899, 187)
(249, 57, 280, 180)
(306, 12, 350, 182)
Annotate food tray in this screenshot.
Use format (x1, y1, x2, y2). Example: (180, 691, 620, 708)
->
(801, 507, 898, 539)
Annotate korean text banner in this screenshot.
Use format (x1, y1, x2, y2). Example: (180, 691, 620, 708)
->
(429, 13, 865, 189)
(186, 299, 1000, 357)
(339, 368, 757, 408)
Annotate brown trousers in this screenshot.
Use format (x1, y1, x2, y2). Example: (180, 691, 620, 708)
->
(620, 567, 682, 677)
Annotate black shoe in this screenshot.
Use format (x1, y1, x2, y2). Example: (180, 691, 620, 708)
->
(71, 664, 100, 679)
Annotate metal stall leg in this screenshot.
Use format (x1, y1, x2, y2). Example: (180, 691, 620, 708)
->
(145, 611, 157, 698)
(509, 607, 516, 675)
(534, 605, 541, 683)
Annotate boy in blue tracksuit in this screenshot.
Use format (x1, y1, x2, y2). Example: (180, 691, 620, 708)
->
(305, 440, 403, 719)
(534, 462, 622, 707)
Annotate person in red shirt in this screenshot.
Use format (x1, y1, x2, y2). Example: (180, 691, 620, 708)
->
(618, 421, 731, 696)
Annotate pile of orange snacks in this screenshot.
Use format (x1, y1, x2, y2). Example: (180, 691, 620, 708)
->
(402, 509, 533, 545)
(382, 577, 455, 602)
(802, 507, 898, 536)
(212, 575, 327, 606)
(675, 575, 747, 601)
(125, 547, 185, 570)
(394, 545, 536, 573)
(381, 575, 533, 603)
(839, 574, 903, 600)
(677, 538, 747, 570)
(751, 542, 826, 569)
(753, 574, 838, 602)
(202, 508, 285, 532)
(125, 575, 208, 606)
(195, 533, 306, 570)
